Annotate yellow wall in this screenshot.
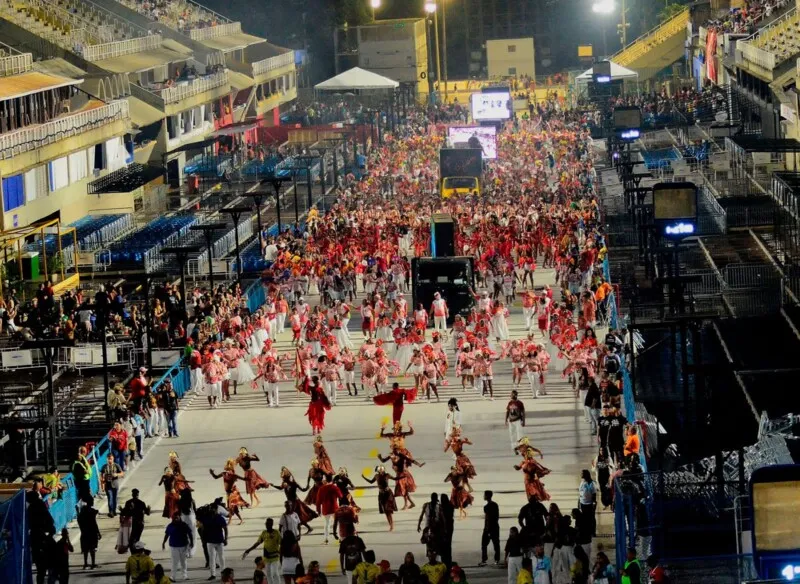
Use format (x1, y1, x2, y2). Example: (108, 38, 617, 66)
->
(487, 38, 535, 79)
(2, 175, 135, 231)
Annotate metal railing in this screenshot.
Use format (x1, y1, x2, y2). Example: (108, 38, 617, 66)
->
(188, 21, 241, 41)
(612, 7, 689, 67)
(737, 41, 778, 70)
(738, 8, 798, 70)
(160, 70, 229, 104)
(193, 215, 255, 274)
(0, 100, 130, 160)
(81, 34, 162, 62)
(0, 52, 32, 77)
(252, 51, 295, 78)
(54, 342, 135, 371)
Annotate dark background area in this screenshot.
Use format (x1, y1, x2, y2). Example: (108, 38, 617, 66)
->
(202, 0, 675, 82)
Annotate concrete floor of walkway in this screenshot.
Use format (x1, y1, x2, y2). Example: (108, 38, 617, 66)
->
(67, 266, 613, 583)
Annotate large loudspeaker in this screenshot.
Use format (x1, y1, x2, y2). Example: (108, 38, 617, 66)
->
(431, 213, 456, 257)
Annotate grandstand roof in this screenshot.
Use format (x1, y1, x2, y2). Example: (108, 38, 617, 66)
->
(128, 95, 166, 128)
(228, 70, 255, 91)
(199, 32, 265, 52)
(92, 41, 192, 74)
(728, 136, 800, 153)
(0, 71, 82, 101)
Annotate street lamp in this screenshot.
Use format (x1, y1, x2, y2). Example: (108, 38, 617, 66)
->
(370, 0, 380, 21)
(592, 0, 615, 13)
(424, 3, 437, 105)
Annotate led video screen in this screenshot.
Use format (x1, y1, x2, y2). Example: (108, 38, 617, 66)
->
(447, 126, 498, 159)
(471, 91, 511, 121)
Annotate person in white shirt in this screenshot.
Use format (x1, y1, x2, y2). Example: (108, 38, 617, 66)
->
(445, 398, 462, 440)
(264, 242, 279, 262)
(279, 501, 301, 540)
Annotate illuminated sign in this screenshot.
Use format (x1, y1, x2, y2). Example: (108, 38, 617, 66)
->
(470, 92, 511, 121)
(781, 564, 800, 580)
(595, 75, 611, 83)
(620, 129, 640, 140)
(664, 222, 695, 236)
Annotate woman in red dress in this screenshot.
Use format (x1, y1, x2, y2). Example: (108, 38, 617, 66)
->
(313, 435, 335, 479)
(300, 376, 331, 435)
(361, 465, 398, 531)
(209, 459, 250, 524)
(444, 428, 476, 492)
(236, 448, 269, 507)
(272, 467, 318, 534)
(514, 449, 551, 502)
(444, 465, 473, 519)
(372, 382, 417, 424)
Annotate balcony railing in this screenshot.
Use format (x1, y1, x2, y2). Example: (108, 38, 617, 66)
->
(157, 70, 229, 104)
(0, 100, 130, 161)
(82, 34, 163, 62)
(188, 22, 242, 41)
(252, 51, 295, 78)
(0, 53, 32, 77)
(738, 41, 778, 71)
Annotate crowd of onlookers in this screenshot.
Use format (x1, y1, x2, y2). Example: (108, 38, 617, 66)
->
(123, 0, 222, 32)
(706, 0, 790, 34)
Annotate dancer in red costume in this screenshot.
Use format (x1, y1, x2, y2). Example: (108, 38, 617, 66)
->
(444, 427, 476, 492)
(272, 467, 318, 533)
(299, 375, 331, 435)
(209, 459, 250, 524)
(514, 448, 551, 502)
(361, 465, 398, 531)
(372, 381, 417, 424)
(236, 447, 269, 507)
(444, 465, 473, 519)
(377, 447, 424, 510)
(313, 435, 335, 479)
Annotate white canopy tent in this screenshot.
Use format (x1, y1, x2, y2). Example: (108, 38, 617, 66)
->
(576, 61, 639, 81)
(315, 67, 400, 91)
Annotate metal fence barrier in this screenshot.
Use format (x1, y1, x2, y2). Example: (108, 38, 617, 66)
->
(0, 489, 32, 584)
(45, 358, 190, 532)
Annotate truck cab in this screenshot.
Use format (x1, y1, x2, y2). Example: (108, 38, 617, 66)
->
(441, 176, 481, 199)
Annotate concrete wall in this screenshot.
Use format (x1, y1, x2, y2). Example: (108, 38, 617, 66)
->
(487, 38, 535, 78)
(1, 173, 135, 231)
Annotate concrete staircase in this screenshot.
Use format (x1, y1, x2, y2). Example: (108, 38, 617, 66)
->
(612, 8, 690, 81)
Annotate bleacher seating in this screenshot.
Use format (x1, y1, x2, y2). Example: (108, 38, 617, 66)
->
(748, 8, 800, 65)
(114, 0, 226, 33)
(26, 214, 134, 257)
(240, 155, 293, 178)
(0, 0, 147, 56)
(102, 215, 196, 267)
(641, 148, 680, 171)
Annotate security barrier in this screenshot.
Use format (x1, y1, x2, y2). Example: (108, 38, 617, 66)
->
(46, 357, 190, 532)
(0, 489, 32, 584)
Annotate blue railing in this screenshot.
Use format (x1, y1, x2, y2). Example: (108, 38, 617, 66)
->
(46, 357, 191, 532)
(0, 489, 32, 584)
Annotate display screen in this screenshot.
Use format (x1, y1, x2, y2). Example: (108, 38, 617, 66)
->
(653, 186, 697, 220)
(471, 92, 511, 121)
(447, 126, 498, 159)
(440, 148, 483, 178)
(753, 481, 800, 552)
(614, 107, 643, 130)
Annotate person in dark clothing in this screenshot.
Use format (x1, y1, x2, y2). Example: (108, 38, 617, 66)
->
(121, 489, 151, 545)
(478, 490, 500, 566)
(439, 494, 455, 570)
(607, 407, 628, 465)
(52, 528, 73, 584)
(517, 496, 547, 551)
(397, 552, 422, 584)
(571, 508, 592, 552)
(597, 405, 612, 459)
(28, 489, 55, 584)
(161, 383, 180, 437)
(77, 498, 101, 569)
